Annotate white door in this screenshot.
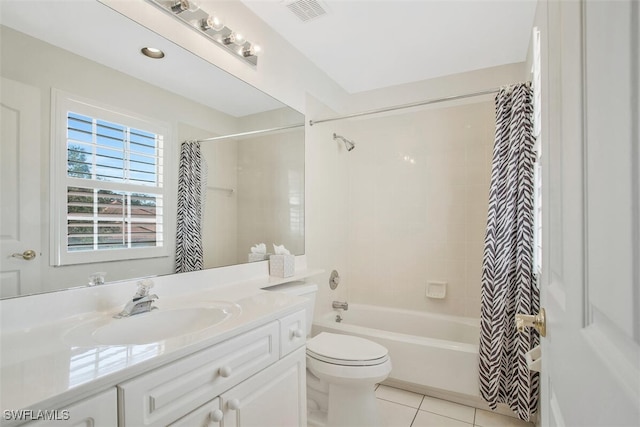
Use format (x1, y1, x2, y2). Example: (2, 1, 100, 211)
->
(540, 0, 639, 425)
(0, 77, 42, 297)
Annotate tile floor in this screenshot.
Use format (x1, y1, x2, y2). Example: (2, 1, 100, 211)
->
(375, 385, 534, 427)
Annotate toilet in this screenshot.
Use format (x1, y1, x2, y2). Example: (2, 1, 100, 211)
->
(267, 282, 392, 427)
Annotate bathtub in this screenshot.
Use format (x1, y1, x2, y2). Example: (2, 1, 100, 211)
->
(312, 304, 480, 399)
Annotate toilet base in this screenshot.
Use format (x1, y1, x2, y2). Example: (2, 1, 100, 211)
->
(327, 382, 384, 427)
(306, 370, 386, 427)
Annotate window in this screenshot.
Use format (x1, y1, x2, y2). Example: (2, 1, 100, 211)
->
(52, 91, 170, 266)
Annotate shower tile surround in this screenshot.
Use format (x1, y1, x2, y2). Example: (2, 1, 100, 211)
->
(346, 101, 495, 318)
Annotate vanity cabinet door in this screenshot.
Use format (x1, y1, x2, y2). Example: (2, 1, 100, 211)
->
(24, 389, 117, 427)
(221, 347, 306, 427)
(168, 397, 222, 427)
(118, 321, 279, 427)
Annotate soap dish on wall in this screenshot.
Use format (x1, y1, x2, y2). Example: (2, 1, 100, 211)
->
(426, 281, 447, 299)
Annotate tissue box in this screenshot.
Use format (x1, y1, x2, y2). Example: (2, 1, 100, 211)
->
(269, 254, 295, 278)
(248, 253, 269, 262)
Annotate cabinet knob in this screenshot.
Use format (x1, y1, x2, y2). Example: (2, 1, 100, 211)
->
(227, 398, 241, 411)
(291, 328, 303, 339)
(210, 409, 224, 422)
(218, 366, 232, 378)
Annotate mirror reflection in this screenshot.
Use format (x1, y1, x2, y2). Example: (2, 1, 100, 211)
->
(0, 0, 304, 299)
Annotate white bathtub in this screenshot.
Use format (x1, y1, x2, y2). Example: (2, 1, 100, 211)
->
(312, 304, 480, 398)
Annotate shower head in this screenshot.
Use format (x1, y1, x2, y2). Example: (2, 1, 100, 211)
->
(333, 133, 355, 151)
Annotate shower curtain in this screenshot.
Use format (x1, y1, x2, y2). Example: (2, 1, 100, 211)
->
(479, 82, 540, 421)
(175, 140, 204, 273)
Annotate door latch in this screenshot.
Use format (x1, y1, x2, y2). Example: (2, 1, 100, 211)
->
(515, 308, 546, 337)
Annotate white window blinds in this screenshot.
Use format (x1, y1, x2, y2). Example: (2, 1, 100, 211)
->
(52, 91, 169, 266)
(65, 113, 164, 252)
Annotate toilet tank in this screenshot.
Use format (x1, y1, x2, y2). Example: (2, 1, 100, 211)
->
(264, 281, 317, 336)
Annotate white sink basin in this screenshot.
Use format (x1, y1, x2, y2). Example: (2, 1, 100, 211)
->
(64, 303, 240, 346)
(94, 307, 230, 345)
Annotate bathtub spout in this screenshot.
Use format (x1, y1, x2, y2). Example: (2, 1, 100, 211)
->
(332, 301, 349, 310)
(336, 314, 343, 323)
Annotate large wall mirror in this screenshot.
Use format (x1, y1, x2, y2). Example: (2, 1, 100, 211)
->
(0, 0, 304, 298)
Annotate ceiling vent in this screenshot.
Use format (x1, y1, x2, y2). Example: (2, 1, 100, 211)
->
(284, 0, 328, 22)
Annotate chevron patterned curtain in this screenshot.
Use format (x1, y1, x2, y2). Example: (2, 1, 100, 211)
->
(479, 82, 540, 421)
(175, 141, 204, 273)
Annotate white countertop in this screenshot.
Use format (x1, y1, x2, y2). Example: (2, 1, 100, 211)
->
(0, 264, 323, 421)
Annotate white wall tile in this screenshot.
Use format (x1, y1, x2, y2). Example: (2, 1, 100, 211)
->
(346, 101, 494, 317)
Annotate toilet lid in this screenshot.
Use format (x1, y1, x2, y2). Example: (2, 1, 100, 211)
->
(306, 332, 389, 366)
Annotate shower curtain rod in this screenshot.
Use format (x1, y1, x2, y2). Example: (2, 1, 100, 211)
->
(309, 87, 501, 126)
(190, 123, 305, 143)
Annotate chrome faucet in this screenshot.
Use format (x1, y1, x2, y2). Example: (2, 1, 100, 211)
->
(114, 279, 159, 319)
(332, 300, 348, 310)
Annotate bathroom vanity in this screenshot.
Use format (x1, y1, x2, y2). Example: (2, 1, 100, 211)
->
(0, 262, 319, 426)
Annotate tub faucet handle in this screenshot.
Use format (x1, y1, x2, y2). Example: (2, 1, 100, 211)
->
(332, 300, 348, 310)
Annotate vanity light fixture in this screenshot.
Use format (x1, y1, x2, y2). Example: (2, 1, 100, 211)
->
(200, 15, 224, 32)
(242, 44, 261, 58)
(141, 47, 165, 59)
(171, 0, 200, 14)
(148, 0, 261, 66)
(223, 32, 244, 46)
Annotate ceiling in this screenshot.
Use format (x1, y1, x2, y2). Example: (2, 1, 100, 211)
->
(240, 0, 538, 94)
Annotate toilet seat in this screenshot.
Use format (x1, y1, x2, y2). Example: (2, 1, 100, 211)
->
(306, 332, 389, 366)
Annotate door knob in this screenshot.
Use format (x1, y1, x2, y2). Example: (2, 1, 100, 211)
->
(515, 308, 546, 337)
(11, 250, 36, 261)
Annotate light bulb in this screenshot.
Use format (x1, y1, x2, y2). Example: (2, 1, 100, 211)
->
(242, 44, 261, 57)
(171, 0, 199, 13)
(222, 33, 234, 45)
(201, 14, 224, 31)
(223, 32, 244, 46)
(232, 32, 245, 46)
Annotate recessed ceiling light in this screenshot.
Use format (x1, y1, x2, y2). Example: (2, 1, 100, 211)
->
(141, 47, 165, 59)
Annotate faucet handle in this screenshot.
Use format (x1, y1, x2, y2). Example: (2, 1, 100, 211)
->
(135, 279, 154, 297)
(332, 300, 348, 310)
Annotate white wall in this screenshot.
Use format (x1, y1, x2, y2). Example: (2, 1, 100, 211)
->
(347, 62, 529, 113)
(304, 95, 352, 316)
